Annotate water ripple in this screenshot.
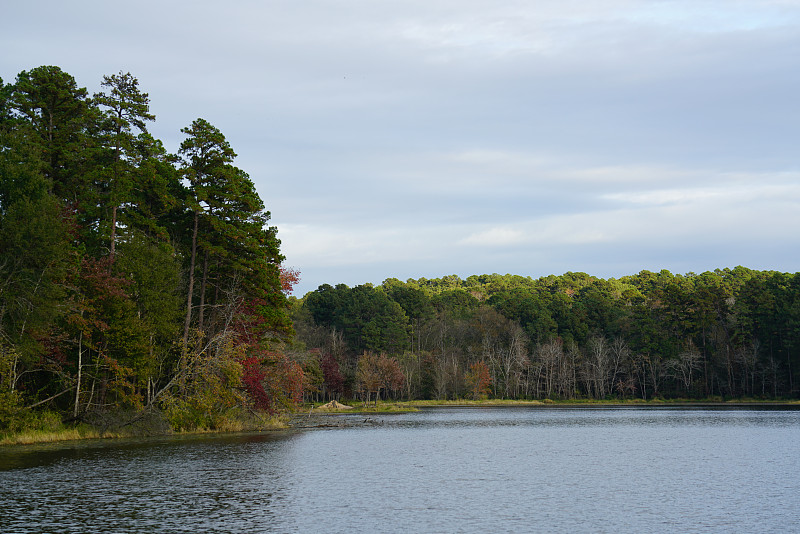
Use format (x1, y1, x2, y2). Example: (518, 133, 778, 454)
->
(1, 407, 799, 533)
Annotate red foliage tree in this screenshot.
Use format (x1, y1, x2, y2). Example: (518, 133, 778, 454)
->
(356, 352, 405, 406)
(321, 352, 345, 401)
(279, 265, 300, 295)
(240, 349, 304, 413)
(466, 360, 492, 400)
(240, 355, 271, 411)
(232, 291, 304, 412)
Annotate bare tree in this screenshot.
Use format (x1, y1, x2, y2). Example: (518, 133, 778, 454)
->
(735, 341, 759, 396)
(586, 335, 611, 398)
(666, 347, 701, 394)
(536, 338, 563, 398)
(560, 341, 580, 399)
(608, 337, 631, 397)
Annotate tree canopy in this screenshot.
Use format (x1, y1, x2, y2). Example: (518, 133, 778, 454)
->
(293, 269, 800, 401)
(0, 66, 296, 434)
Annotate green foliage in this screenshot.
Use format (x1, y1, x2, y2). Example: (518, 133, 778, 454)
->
(0, 66, 295, 438)
(431, 290, 480, 319)
(178, 118, 290, 346)
(0, 389, 24, 432)
(9, 66, 98, 207)
(299, 268, 800, 402)
(161, 337, 247, 431)
(0, 406, 62, 436)
(0, 193, 74, 368)
(93, 71, 155, 257)
(305, 284, 410, 355)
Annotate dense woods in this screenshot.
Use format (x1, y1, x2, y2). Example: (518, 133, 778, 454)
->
(293, 269, 800, 403)
(0, 66, 297, 435)
(2, 66, 798, 440)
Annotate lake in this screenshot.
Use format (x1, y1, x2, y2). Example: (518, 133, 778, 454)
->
(1, 406, 799, 533)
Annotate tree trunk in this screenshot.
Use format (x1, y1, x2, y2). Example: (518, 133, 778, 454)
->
(109, 142, 121, 261)
(73, 330, 82, 417)
(198, 249, 209, 335)
(110, 205, 117, 260)
(182, 210, 200, 354)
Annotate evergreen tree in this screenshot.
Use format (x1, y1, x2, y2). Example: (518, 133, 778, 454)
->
(93, 72, 155, 259)
(9, 66, 96, 205)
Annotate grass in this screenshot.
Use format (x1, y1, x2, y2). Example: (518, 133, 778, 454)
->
(1, 409, 290, 447)
(168, 413, 290, 435)
(0, 425, 114, 446)
(0, 410, 112, 446)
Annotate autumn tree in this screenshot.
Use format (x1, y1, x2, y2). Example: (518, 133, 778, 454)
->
(280, 266, 300, 295)
(356, 352, 404, 406)
(321, 352, 345, 401)
(465, 360, 491, 400)
(241, 348, 304, 414)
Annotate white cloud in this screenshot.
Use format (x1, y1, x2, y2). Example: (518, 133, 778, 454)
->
(460, 227, 527, 247)
(603, 179, 800, 206)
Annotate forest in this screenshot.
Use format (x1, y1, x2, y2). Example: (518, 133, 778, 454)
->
(0, 66, 300, 436)
(293, 268, 800, 403)
(1, 66, 799, 440)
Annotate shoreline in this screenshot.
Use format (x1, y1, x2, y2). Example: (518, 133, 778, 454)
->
(397, 398, 800, 408)
(3, 398, 798, 448)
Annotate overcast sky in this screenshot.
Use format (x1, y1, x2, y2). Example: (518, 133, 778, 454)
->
(3, 1, 799, 295)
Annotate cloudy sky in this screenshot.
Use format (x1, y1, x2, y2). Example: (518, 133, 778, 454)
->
(3, 1, 799, 295)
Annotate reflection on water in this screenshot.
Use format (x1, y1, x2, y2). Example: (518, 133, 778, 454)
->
(2, 407, 799, 533)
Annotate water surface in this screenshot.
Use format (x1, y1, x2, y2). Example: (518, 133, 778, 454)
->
(2, 406, 798, 533)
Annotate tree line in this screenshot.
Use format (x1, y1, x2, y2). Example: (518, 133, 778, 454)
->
(292, 268, 800, 402)
(0, 66, 299, 434)
(3, 66, 798, 438)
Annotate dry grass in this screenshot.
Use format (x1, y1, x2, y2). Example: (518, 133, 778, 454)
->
(173, 413, 289, 435)
(1, 411, 290, 446)
(0, 426, 118, 446)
